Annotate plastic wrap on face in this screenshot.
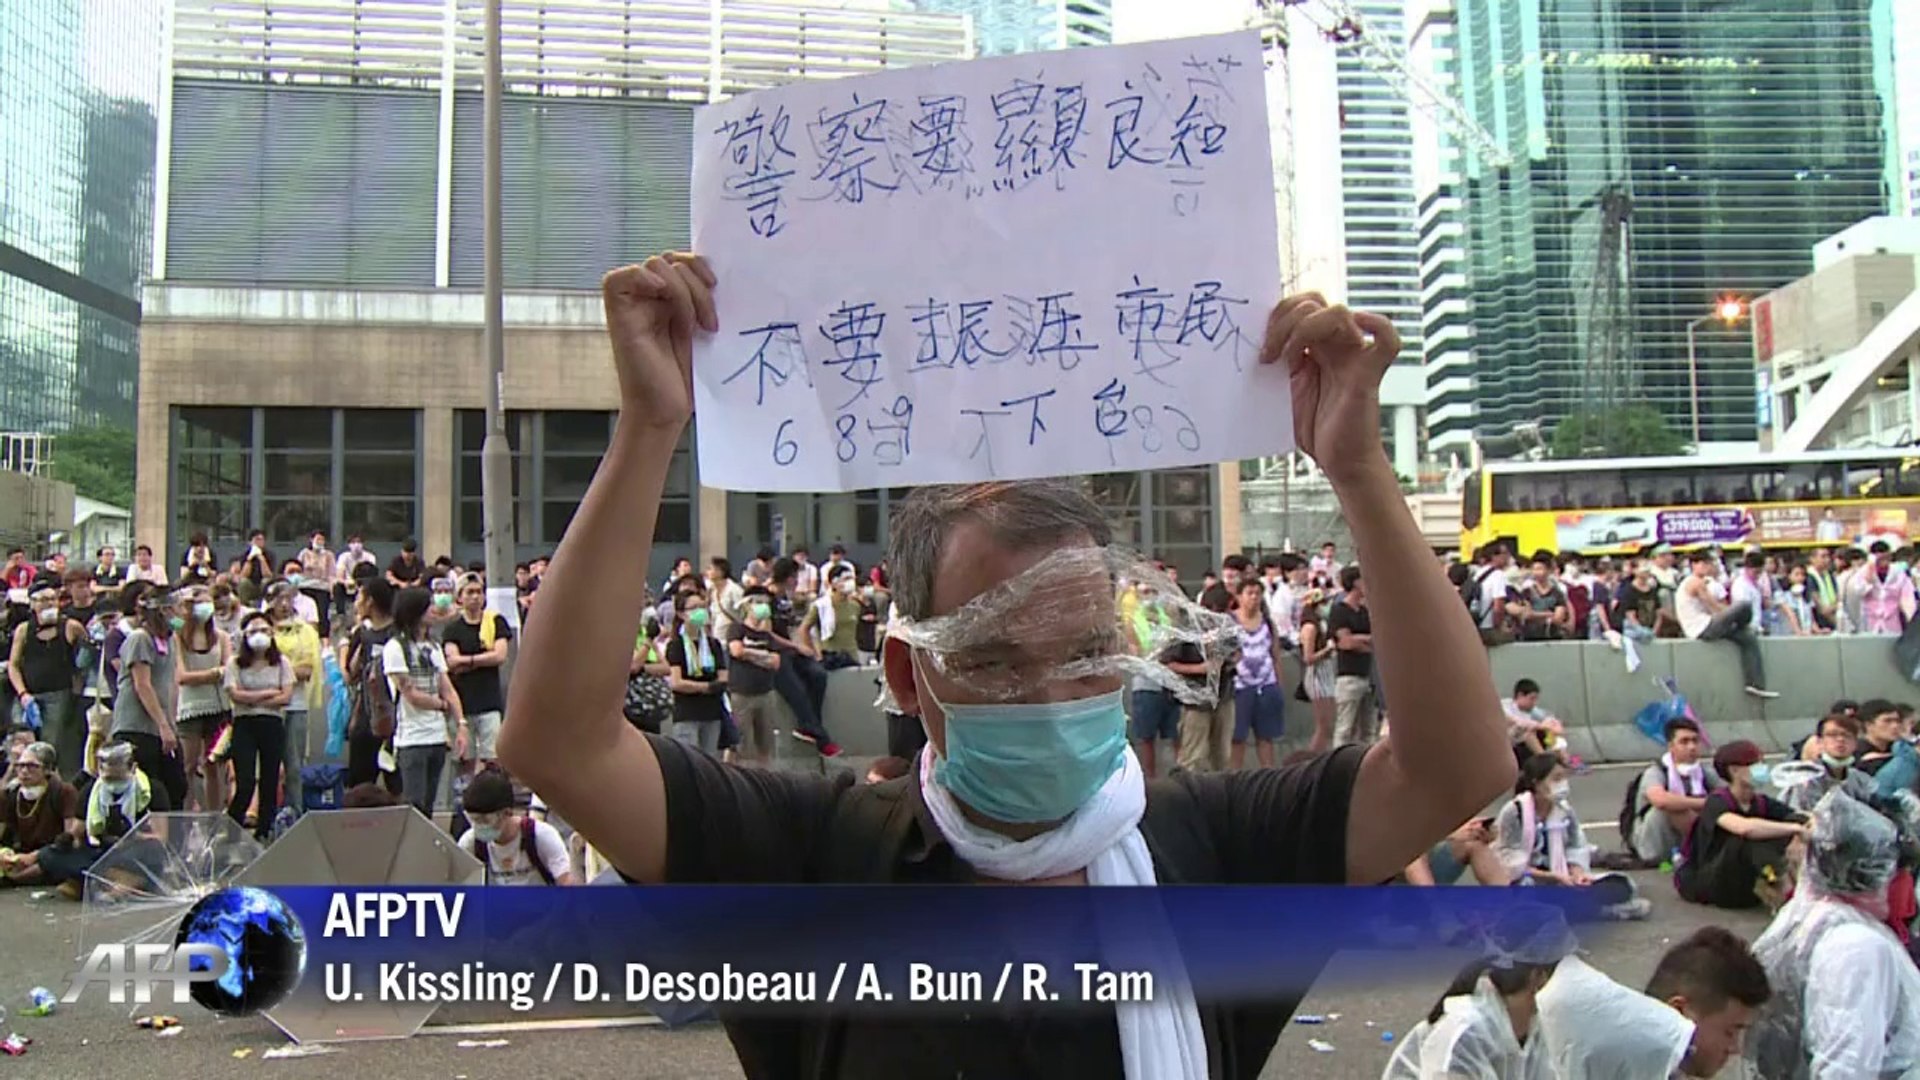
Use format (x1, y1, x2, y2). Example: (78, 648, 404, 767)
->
(888, 547, 1242, 707)
(1803, 788, 1898, 898)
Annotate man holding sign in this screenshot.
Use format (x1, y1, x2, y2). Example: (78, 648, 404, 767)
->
(502, 252, 1513, 1077)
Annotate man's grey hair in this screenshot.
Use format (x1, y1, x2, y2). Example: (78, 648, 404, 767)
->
(888, 480, 1113, 621)
(22, 741, 57, 770)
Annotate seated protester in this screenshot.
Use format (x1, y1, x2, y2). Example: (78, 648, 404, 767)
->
(1505, 552, 1573, 642)
(1794, 699, 1859, 763)
(1384, 904, 1575, 1079)
(455, 770, 574, 886)
(1495, 754, 1645, 915)
(0, 741, 83, 888)
(1, 725, 37, 792)
(1747, 789, 1920, 1078)
(1857, 698, 1905, 776)
(1537, 926, 1770, 1080)
(36, 739, 146, 898)
(502, 273, 1521, 1078)
(1629, 718, 1722, 866)
(1785, 712, 1877, 814)
(1502, 678, 1569, 765)
(341, 782, 400, 809)
(1674, 740, 1809, 911)
(1403, 818, 1508, 886)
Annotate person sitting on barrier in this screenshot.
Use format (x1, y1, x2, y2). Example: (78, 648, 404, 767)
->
(1859, 699, 1907, 777)
(1382, 903, 1576, 1080)
(1747, 788, 1920, 1077)
(1506, 552, 1573, 642)
(1629, 717, 1722, 867)
(1403, 817, 1507, 886)
(1676, 551, 1777, 699)
(1495, 754, 1647, 916)
(1674, 740, 1808, 911)
(0, 740, 82, 889)
(1502, 678, 1569, 766)
(1786, 713, 1877, 814)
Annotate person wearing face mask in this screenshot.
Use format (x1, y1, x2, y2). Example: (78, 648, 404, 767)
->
(8, 585, 86, 777)
(502, 268, 1518, 1079)
(208, 581, 244, 642)
(1495, 753, 1644, 913)
(174, 586, 232, 815)
(455, 770, 574, 886)
(1786, 712, 1878, 814)
(0, 741, 83, 890)
(334, 534, 376, 627)
(1383, 904, 1575, 1080)
(267, 581, 323, 818)
(275, 561, 322, 627)
(1850, 540, 1917, 635)
(801, 566, 863, 672)
(423, 576, 461, 641)
(36, 740, 148, 898)
(223, 612, 294, 840)
(723, 586, 783, 765)
(1674, 740, 1809, 910)
(382, 587, 468, 820)
(1772, 562, 1820, 637)
(665, 590, 729, 755)
(1748, 788, 1920, 1077)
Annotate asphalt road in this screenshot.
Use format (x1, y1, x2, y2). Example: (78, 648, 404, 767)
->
(0, 761, 1772, 1079)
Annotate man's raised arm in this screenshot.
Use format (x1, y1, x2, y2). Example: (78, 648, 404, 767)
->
(1260, 295, 1514, 884)
(498, 253, 716, 884)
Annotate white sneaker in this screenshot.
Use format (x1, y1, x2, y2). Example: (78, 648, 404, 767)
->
(1745, 686, 1780, 699)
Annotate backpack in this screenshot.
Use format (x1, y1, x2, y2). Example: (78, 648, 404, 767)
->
(1463, 566, 1501, 622)
(352, 630, 398, 740)
(301, 763, 348, 811)
(1618, 769, 1647, 855)
(477, 816, 556, 885)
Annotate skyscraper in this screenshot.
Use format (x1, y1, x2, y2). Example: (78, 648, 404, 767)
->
(1448, 0, 1885, 446)
(1888, 0, 1920, 216)
(1332, 1, 1424, 369)
(1405, 0, 1475, 456)
(0, 0, 161, 433)
(912, 0, 1113, 55)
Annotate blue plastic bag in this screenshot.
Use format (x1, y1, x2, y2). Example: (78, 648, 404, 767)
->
(1879, 740, 1920, 800)
(323, 652, 350, 758)
(1633, 676, 1702, 747)
(20, 698, 41, 734)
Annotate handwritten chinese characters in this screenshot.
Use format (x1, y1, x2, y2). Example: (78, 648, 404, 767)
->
(690, 31, 1289, 492)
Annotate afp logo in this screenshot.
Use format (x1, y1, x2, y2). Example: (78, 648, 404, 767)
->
(66, 886, 308, 1016)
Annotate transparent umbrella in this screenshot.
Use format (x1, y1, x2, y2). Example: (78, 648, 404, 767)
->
(79, 812, 266, 970)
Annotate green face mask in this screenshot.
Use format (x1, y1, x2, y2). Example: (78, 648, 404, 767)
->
(685, 607, 709, 630)
(749, 602, 772, 621)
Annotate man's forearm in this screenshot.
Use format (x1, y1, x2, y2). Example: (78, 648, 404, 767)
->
(500, 419, 679, 777)
(1335, 462, 1509, 795)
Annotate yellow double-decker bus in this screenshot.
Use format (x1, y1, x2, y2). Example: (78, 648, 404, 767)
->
(1460, 448, 1920, 560)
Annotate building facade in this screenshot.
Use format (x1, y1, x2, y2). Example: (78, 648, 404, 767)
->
(1890, 0, 1920, 216)
(913, 0, 1113, 55)
(137, 0, 1231, 583)
(1405, 0, 1475, 458)
(1450, 0, 1886, 447)
(0, 0, 161, 433)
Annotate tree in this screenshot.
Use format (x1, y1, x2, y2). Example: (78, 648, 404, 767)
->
(1549, 405, 1687, 459)
(47, 425, 136, 508)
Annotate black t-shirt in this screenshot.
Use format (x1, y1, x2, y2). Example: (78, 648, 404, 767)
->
(92, 564, 125, 589)
(1686, 789, 1793, 866)
(63, 597, 111, 630)
(440, 613, 513, 716)
(725, 622, 779, 697)
(1167, 640, 1235, 706)
(1326, 601, 1372, 679)
(241, 544, 274, 584)
(769, 592, 798, 645)
(664, 635, 728, 725)
(1613, 582, 1661, 630)
(388, 555, 425, 585)
(645, 735, 1364, 1080)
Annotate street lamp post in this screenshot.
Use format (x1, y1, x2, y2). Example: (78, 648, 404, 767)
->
(481, 0, 515, 684)
(1685, 298, 1747, 445)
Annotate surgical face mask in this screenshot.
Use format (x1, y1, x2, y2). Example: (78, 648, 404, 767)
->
(836, 578, 856, 594)
(472, 824, 502, 844)
(1822, 752, 1855, 770)
(167, 616, 186, 631)
(17, 782, 47, 800)
(1748, 763, 1772, 787)
(684, 607, 709, 630)
(1791, 582, 1805, 594)
(246, 632, 272, 651)
(192, 601, 214, 621)
(101, 778, 130, 796)
(34, 607, 58, 626)
(349, 542, 363, 553)
(433, 593, 454, 609)
(288, 573, 304, 587)
(924, 677, 1128, 825)
(748, 602, 771, 622)
(1547, 779, 1572, 801)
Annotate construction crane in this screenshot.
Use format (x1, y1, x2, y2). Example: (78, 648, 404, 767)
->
(1575, 184, 1634, 452)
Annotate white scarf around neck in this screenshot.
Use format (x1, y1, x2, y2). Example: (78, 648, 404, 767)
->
(1516, 794, 1571, 879)
(918, 746, 1208, 1080)
(1661, 753, 1704, 798)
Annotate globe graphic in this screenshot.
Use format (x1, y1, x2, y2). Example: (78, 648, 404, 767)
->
(172, 886, 308, 1016)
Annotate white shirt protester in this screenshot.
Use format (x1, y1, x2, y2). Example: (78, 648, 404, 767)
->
(456, 819, 571, 886)
(381, 637, 451, 748)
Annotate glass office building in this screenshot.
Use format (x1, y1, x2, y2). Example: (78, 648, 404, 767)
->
(1453, 0, 1886, 444)
(911, 0, 1113, 56)
(0, 1, 161, 432)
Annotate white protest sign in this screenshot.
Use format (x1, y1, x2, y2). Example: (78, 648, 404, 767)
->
(690, 30, 1288, 493)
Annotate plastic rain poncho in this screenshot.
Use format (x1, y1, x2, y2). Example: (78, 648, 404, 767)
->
(1383, 973, 1554, 1080)
(1748, 788, 1920, 1079)
(1536, 956, 1693, 1080)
